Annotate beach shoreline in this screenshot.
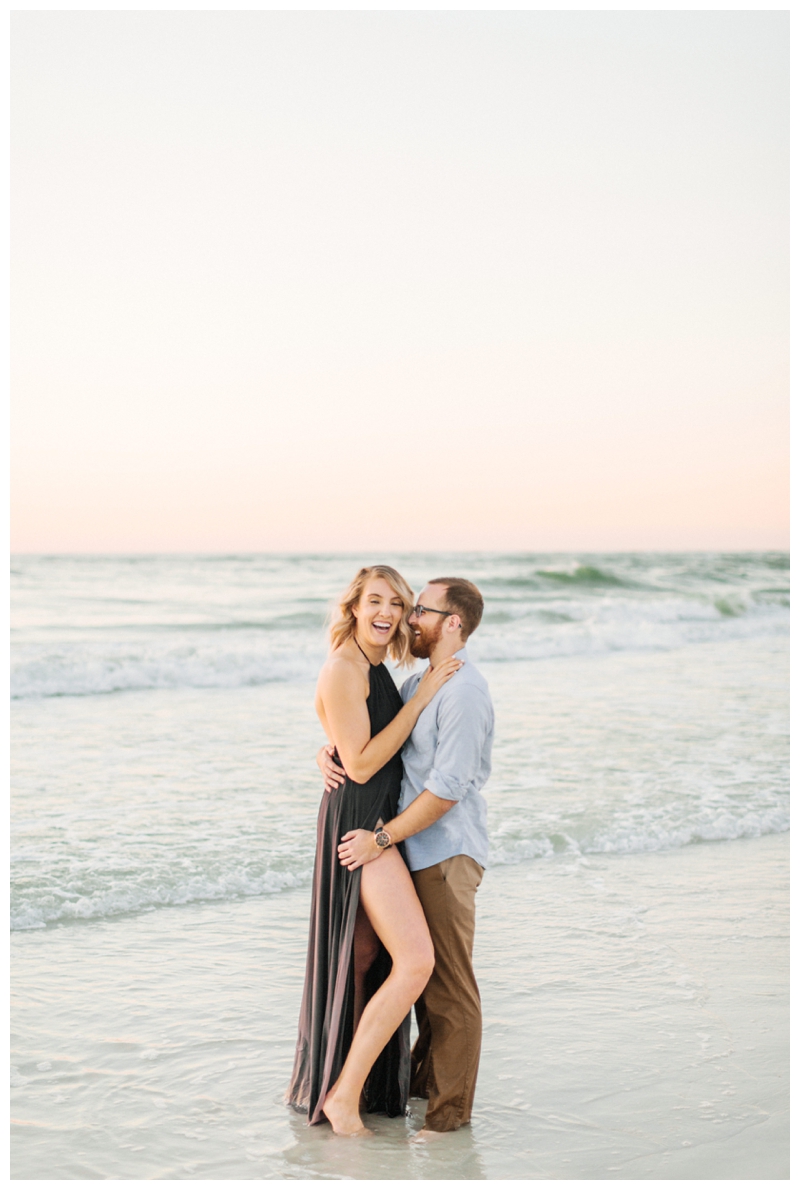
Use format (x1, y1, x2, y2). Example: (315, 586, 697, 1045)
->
(11, 831, 788, 1180)
(11, 555, 788, 1178)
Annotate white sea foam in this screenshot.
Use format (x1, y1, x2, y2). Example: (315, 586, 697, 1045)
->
(11, 866, 311, 931)
(10, 639, 321, 700)
(488, 807, 789, 869)
(11, 557, 788, 700)
(12, 801, 790, 931)
(11, 793, 789, 932)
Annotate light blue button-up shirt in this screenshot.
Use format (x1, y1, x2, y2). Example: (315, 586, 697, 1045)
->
(398, 647, 494, 872)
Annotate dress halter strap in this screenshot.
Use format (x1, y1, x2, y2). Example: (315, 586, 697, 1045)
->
(354, 636, 375, 667)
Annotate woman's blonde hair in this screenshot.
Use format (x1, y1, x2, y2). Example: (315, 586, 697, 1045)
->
(329, 565, 415, 666)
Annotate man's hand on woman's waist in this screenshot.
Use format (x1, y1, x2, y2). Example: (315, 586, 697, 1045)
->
(317, 743, 346, 792)
(337, 791, 457, 871)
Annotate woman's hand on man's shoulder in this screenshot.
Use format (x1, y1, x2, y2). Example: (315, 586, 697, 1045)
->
(413, 656, 463, 709)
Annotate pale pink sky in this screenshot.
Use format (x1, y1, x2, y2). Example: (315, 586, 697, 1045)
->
(11, 11, 788, 553)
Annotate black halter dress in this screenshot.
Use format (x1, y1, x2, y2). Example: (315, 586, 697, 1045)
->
(286, 654, 410, 1124)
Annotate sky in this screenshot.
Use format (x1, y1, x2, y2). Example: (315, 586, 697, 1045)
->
(11, 10, 788, 553)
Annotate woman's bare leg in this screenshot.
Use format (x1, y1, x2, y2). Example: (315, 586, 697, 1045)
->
(323, 849, 434, 1135)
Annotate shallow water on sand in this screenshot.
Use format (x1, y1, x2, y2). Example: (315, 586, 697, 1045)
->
(11, 834, 787, 1179)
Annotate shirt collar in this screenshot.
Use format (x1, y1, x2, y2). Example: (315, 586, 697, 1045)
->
(454, 646, 469, 663)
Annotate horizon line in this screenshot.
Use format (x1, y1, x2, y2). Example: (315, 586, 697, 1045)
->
(10, 546, 790, 559)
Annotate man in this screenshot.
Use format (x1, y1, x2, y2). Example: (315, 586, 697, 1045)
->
(320, 576, 494, 1139)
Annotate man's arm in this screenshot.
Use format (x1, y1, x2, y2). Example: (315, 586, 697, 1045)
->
(383, 791, 455, 843)
(337, 680, 491, 871)
(337, 790, 456, 871)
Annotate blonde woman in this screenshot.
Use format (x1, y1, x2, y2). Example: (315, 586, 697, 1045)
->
(286, 565, 461, 1136)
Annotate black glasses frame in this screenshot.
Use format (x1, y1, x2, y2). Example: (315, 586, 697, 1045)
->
(412, 604, 454, 618)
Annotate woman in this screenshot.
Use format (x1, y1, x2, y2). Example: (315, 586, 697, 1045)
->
(285, 565, 460, 1136)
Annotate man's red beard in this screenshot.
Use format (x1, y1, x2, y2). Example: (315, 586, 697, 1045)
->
(409, 618, 443, 659)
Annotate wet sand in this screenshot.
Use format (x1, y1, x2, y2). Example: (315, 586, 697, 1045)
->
(11, 832, 788, 1179)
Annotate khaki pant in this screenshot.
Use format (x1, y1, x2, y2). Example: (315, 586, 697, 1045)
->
(409, 854, 484, 1132)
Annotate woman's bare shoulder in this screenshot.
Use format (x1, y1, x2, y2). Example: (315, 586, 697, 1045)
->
(318, 648, 367, 695)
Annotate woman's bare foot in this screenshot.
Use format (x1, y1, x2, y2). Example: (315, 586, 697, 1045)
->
(322, 1088, 372, 1137)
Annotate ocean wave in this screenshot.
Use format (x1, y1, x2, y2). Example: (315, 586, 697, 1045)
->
(488, 809, 789, 867)
(11, 808, 788, 931)
(10, 640, 326, 699)
(484, 564, 639, 592)
(11, 866, 311, 931)
(536, 564, 630, 587)
(472, 599, 787, 664)
(11, 597, 788, 699)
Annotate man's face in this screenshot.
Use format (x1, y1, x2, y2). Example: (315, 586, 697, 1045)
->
(409, 584, 448, 659)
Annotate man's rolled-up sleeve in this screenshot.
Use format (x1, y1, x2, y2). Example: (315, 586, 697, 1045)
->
(424, 686, 490, 802)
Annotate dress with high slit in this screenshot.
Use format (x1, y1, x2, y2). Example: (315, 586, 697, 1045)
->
(286, 658, 410, 1124)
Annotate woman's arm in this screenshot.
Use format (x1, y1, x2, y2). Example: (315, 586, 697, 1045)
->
(317, 656, 461, 784)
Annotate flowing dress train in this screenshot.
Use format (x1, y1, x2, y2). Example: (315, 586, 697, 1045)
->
(286, 659, 410, 1124)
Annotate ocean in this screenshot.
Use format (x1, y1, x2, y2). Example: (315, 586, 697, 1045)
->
(10, 552, 789, 1178)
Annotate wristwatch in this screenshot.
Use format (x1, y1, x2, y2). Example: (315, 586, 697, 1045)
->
(374, 827, 393, 850)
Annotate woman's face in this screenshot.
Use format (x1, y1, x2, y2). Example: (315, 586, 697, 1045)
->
(353, 577, 405, 648)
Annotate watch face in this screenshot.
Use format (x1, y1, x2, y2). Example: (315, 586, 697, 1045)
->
(374, 829, 391, 849)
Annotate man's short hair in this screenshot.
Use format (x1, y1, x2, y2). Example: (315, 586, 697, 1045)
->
(429, 577, 484, 640)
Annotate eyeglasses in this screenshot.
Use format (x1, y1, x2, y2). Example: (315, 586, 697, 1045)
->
(412, 604, 454, 618)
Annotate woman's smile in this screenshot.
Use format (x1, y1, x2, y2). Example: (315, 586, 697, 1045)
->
(353, 579, 405, 647)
